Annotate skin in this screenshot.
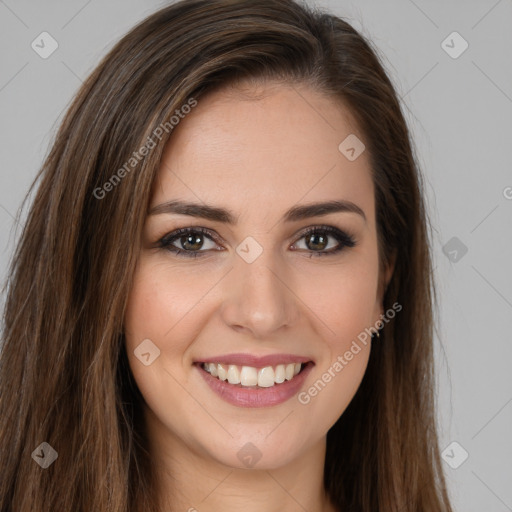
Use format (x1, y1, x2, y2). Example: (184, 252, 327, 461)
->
(124, 80, 394, 512)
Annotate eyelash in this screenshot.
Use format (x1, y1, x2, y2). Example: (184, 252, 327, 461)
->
(156, 225, 356, 259)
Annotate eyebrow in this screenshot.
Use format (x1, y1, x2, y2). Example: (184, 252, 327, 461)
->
(148, 199, 366, 224)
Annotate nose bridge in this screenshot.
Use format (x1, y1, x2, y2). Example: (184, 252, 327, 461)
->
(220, 242, 299, 338)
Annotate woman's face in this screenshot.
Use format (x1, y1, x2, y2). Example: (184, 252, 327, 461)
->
(124, 81, 389, 470)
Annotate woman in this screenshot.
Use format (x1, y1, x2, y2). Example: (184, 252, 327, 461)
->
(0, 0, 454, 510)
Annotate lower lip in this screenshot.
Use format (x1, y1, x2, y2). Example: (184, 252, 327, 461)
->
(195, 362, 314, 408)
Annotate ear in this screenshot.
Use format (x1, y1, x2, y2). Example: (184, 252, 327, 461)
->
(383, 249, 397, 292)
(371, 249, 397, 331)
(375, 248, 397, 317)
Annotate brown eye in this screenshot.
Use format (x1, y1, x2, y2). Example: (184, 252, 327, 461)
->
(158, 227, 220, 258)
(305, 232, 329, 251)
(292, 226, 356, 257)
(179, 232, 205, 251)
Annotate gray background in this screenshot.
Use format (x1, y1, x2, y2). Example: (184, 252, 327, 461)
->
(0, 0, 511, 510)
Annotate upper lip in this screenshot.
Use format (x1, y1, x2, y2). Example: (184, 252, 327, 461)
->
(195, 353, 314, 367)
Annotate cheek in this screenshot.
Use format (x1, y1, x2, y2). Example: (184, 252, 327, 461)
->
(328, 278, 378, 345)
(123, 259, 230, 406)
(293, 254, 379, 348)
(298, 345, 370, 434)
(122, 263, 199, 431)
(124, 260, 217, 350)
(296, 274, 374, 427)
(290, 257, 377, 423)
(123, 262, 193, 393)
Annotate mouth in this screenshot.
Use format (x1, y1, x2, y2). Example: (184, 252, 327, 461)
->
(197, 360, 314, 388)
(194, 359, 315, 408)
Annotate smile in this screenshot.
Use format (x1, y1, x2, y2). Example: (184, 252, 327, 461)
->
(195, 360, 315, 408)
(202, 362, 303, 388)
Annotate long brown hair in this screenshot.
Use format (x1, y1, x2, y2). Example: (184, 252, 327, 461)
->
(0, 0, 453, 510)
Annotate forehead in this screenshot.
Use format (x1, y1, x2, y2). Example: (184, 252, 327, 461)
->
(153, 82, 374, 224)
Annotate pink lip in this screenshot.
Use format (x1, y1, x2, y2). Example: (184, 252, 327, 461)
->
(196, 353, 313, 367)
(195, 361, 315, 408)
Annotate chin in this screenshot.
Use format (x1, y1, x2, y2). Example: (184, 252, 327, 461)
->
(205, 431, 310, 470)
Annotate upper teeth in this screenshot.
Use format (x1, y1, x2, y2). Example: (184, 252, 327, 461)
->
(202, 362, 302, 387)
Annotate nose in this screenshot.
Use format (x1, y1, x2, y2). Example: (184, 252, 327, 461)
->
(219, 248, 300, 339)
